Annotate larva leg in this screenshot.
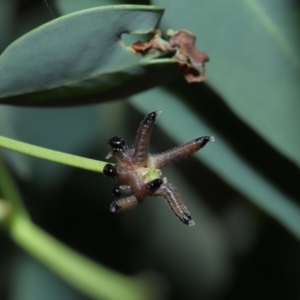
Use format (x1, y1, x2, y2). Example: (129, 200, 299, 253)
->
(148, 136, 214, 169)
(110, 195, 139, 213)
(132, 110, 161, 166)
(154, 183, 195, 226)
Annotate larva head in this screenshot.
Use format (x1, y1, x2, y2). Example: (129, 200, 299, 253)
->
(108, 136, 126, 151)
(181, 214, 195, 226)
(103, 164, 117, 177)
(147, 178, 163, 191)
(111, 185, 122, 197)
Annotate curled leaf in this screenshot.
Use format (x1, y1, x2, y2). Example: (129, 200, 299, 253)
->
(129, 31, 170, 54)
(168, 29, 209, 65)
(178, 63, 206, 83)
(129, 29, 209, 83)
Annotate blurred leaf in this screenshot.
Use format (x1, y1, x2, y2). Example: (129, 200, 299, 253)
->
(13, 0, 57, 39)
(124, 164, 233, 299)
(152, 0, 300, 168)
(130, 87, 300, 239)
(0, 5, 177, 106)
(11, 253, 84, 300)
(0, 0, 16, 53)
(9, 216, 158, 300)
(0, 106, 33, 179)
(0, 155, 28, 217)
(55, 0, 125, 15)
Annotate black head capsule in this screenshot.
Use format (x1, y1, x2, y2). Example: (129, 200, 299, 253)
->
(112, 185, 132, 197)
(108, 136, 126, 151)
(110, 202, 120, 213)
(142, 110, 161, 126)
(111, 185, 122, 197)
(181, 214, 195, 226)
(147, 178, 163, 191)
(196, 136, 215, 148)
(103, 164, 117, 177)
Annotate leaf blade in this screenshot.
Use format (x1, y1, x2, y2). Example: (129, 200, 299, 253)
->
(130, 87, 300, 239)
(0, 5, 177, 105)
(153, 0, 300, 167)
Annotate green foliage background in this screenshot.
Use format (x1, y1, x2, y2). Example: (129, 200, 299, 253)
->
(0, 0, 299, 299)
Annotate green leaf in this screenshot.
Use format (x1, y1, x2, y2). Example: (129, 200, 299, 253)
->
(130, 87, 300, 239)
(55, 0, 125, 15)
(0, 5, 177, 106)
(152, 0, 300, 168)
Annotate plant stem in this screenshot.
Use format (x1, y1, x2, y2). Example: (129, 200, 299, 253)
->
(0, 155, 28, 218)
(0, 135, 107, 173)
(9, 215, 156, 300)
(0, 151, 158, 300)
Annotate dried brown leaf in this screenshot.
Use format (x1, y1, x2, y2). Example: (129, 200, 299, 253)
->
(128, 29, 209, 83)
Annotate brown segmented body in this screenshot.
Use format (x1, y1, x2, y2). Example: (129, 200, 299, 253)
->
(103, 111, 214, 226)
(154, 183, 194, 226)
(110, 195, 139, 213)
(132, 111, 160, 166)
(147, 137, 211, 169)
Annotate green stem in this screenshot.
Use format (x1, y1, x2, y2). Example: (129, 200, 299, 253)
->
(0, 135, 107, 173)
(9, 215, 156, 300)
(0, 152, 158, 300)
(0, 155, 28, 217)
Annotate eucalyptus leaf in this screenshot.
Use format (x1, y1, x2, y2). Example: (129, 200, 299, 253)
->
(0, 5, 177, 106)
(130, 87, 300, 239)
(153, 0, 300, 167)
(55, 0, 124, 15)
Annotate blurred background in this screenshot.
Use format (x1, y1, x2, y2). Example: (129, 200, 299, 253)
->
(0, 0, 300, 299)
